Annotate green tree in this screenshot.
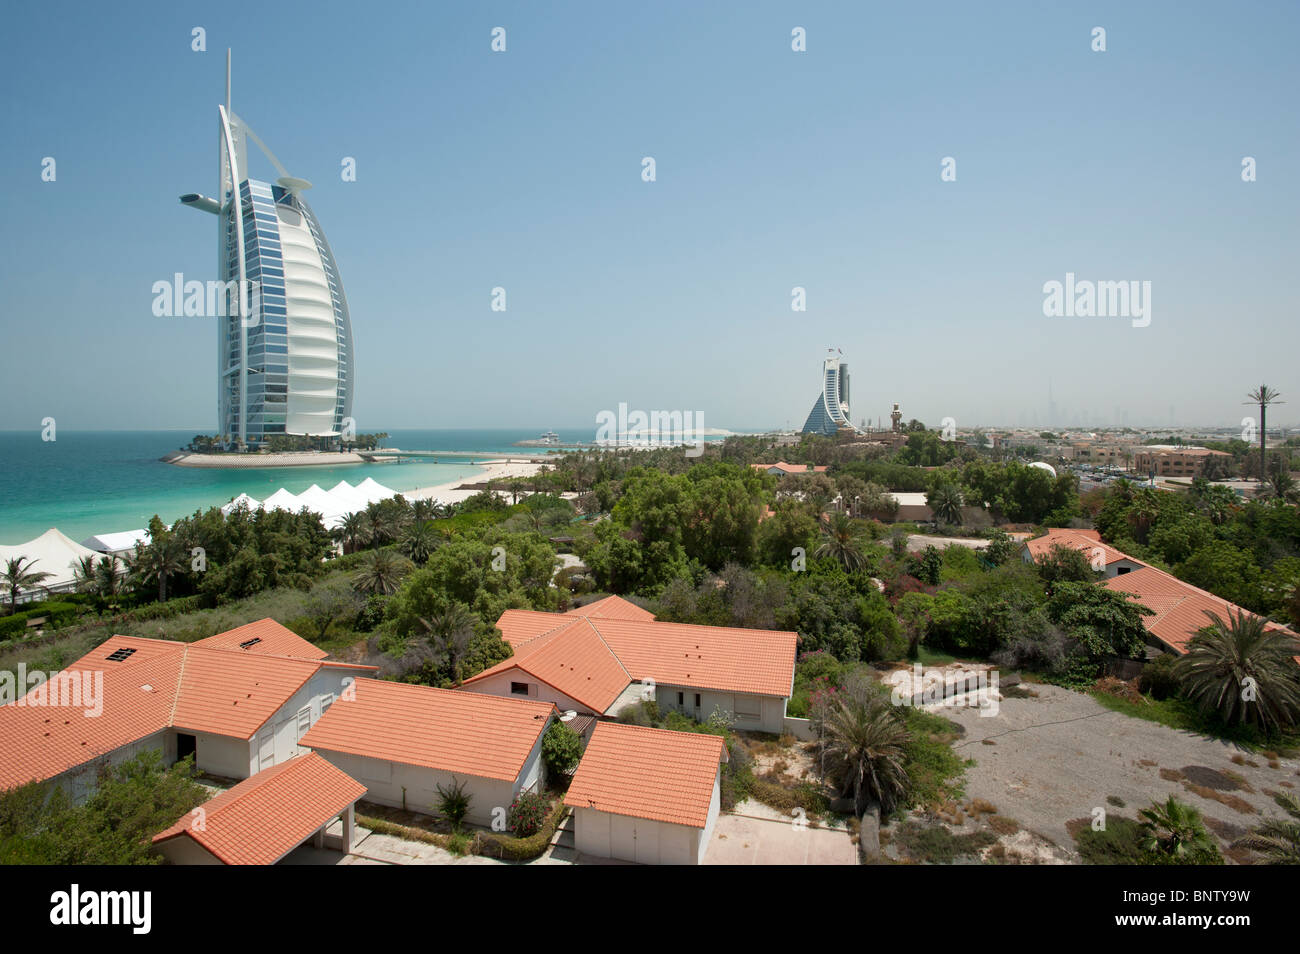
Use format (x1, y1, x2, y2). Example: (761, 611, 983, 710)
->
(927, 482, 964, 526)
(2, 556, 53, 614)
(351, 549, 413, 597)
(1233, 791, 1300, 864)
(822, 685, 911, 818)
(1138, 797, 1222, 864)
(541, 720, 584, 777)
(1172, 608, 1300, 734)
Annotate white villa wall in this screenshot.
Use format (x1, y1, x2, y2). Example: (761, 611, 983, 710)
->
(156, 837, 224, 866)
(461, 668, 595, 715)
(51, 729, 172, 804)
(573, 807, 703, 865)
(312, 724, 548, 829)
(654, 685, 786, 734)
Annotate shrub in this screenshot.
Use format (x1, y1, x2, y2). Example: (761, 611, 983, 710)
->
(479, 800, 568, 861)
(1138, 654, 1181, 701)
(434, 777, 472, 830)
(541, 720, 583, 778)
(507, 792, 550, 838)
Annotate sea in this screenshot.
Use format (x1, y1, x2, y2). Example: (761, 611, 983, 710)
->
(0, 429, 589, 545)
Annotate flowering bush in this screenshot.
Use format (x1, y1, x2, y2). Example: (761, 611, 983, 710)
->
(507, 792, 550, 838)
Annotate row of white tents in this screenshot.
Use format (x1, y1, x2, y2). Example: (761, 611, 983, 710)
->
(219, 477, 400, 530)
(2, 480, 403, 599)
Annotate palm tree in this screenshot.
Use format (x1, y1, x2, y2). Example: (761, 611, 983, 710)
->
(927, 483, 964, 526)
(2, 556, 53, 614)
(125, 538, 189, 603)
(1172, 608, 1300, 734)
(400, 520, 440, 565)
(1233, 791, 1300, 864)
(822, 690, 911, 818)
(419, 604, 478, 685)
(93, 555, 123, 604)
(1127, 488, 1161, 543)
(1244, 385, 1284, 482)
(334, 512, 372, 554)
(72, 555, 100, 594)
(1262, 467, 1300, 505)
(1138, 796, 1219, 863)
(410, 498, 440, 522)
(814, 513, 867, 573)
(350, 549, 412, 597)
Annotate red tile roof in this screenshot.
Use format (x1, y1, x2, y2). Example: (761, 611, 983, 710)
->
(751, 462, 828, 475)
(191, 618, 328, 660)
(565, 595, 656, 622)
(299, 679, 556, 782)
(467, 609, 798, 707)
(1023, 527, 1138, 569)
(565, 722, 727, 828)
(0, 620, 374, 791)
(465, 618, 632, 713)
(152, 753, 366, 864)
(1101, 565, 1298, 656)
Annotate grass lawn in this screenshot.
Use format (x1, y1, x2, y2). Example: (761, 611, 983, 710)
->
(1089, 688, 1300, 755)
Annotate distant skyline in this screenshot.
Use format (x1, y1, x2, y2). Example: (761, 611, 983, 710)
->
(2, 1, 1298, 434)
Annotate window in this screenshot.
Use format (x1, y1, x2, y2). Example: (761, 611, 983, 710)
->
(511, 682, 530, 696)
(694, 693, 701, 709)
(734, 694, 762, 721)
(676, 691, 684, 706)
(296, 706, 311, 741)
(238, 637, 262, 649)
(105, 647, 136, 662)
(321, 692, 335, 713)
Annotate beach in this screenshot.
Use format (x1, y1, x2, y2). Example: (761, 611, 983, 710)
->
(404, 458, 548, 505)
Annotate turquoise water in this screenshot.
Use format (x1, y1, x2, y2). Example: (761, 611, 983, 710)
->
(0, 429, 578, 544)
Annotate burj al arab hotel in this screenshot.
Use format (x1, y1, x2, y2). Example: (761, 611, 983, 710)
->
(180, 52, 353, 450)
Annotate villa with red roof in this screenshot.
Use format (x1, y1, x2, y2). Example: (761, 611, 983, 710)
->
(459, 596, 798, 733)
(566, 722, 728, 865)
(299, 678, 557, 828)
(0, 619, 377, 801)
(152, 752, 367, 865)
(1020, 527, 1146, 578)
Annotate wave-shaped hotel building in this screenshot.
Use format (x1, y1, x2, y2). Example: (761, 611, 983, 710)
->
(802, 349, 859, 436)
(181, 53, 353, 450)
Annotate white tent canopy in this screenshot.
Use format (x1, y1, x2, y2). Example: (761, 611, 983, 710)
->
(256, 477, 399, 530)
(0, 529, 106, 595)
(221, 493, 261, 515)
(81, 529, 150, 555)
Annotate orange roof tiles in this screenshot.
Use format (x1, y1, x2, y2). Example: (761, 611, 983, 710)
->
(299, 679, 556, 782)
(565, 722, 727, 828)
(0, 635, 183, 791)
(471, 609, 798, 707)
(1023, 527, 1138, 569)
(565, 595, 656, 622)
(751, 462, 828, 475)
(192, 618, 328, 660)
(152, 753, 366, 864)
(170, 650, 321, 740)
(1101, 565, 1298, 656)
(463, 618, 632, 713)
(0, 621, 372, 790)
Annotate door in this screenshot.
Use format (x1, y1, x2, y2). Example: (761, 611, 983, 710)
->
(610, 814, 638, 862)
(257, 729, 275, 771)
(176, 733, 196, 764)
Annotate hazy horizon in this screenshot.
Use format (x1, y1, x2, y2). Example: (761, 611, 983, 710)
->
(3, 1, 1297, 435)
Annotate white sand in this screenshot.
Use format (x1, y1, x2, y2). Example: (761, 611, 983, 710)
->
(404, 459, 549, 505)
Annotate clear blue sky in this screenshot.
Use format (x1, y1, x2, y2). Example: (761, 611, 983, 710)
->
(2, 0, 1297, 434)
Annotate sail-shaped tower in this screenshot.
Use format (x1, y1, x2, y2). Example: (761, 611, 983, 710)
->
(180, 51, 354, 449)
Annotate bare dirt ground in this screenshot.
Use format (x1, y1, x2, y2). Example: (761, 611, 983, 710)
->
(935, 682, 1299, 861)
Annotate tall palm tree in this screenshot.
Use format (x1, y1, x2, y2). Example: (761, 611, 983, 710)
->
(1245, 385, 1284, 482)
(1127, 488, 1161, 543)
(822, 691, 911, 818)
(410, 498, 440, 522)
(927, 483, 964, 526)
(125, 538, 188, 603)
(400, 520, 440, 565)
(419, 604, 478, 685)
(1233, 791, 1300, 864)
(1138, 796, 1220, 863)
(1172, 608, 1300, 734)
(350, 549, 412, 597)
(814, 513, 867, 573)
(2, 556, 53, 614)
(334, 512, 373, 554)
(93, 555, 123, 603)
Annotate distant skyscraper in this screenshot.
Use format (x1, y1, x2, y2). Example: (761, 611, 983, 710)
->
(180, 52, 354, 449)
(802, 349, 857, 436)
